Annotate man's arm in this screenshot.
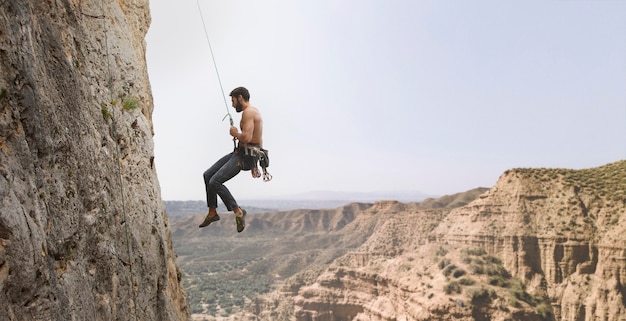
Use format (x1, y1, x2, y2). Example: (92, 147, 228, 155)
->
(230, 110, 255, 143)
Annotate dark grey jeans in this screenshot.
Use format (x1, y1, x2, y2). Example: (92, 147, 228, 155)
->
(203, 152, 242, 211)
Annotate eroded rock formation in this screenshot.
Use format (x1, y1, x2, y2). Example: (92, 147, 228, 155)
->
(437, 161, 626, 321)
(0, 1, 189, 320)
(250, 161, 625, 321)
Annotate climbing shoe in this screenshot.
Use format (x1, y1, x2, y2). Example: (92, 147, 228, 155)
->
(235, 209, 247, 233)
(199, 213, 220, 228)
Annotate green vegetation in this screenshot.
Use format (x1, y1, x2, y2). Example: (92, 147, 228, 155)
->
(444, 281, 461, 294)
(536, 301, 554, 320)
(122, 95, 139, 111)
(442, 263, 457, 277)
(438, 258, 451, 270)
(564, 162, 626, 202)
(442, 263, 467, 279)
(101, 103, 112, 120)
(462, 248, 509, 279)
(453, 268, 467, 278)
(462, 247, 487, 257)
(439, 247, 553, 320)
(509, 161, 626, 203)
(180, 257, 275, 314)
(101, 93, 140, 120)
(286, 267, 326, 289)
(171, 224, 358, 317)
(508, 280, 529, 306)
(436, 246, 448, 257)
(0, 88, 6, 100)
(468, 287, 493, 305)
(458, 277, 475, 286)
(184, 273, 271, 315)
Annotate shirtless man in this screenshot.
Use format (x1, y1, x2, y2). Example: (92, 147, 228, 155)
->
(199, 87, 263, 233)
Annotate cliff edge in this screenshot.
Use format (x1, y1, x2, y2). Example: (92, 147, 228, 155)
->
(0, 1, 189, 320)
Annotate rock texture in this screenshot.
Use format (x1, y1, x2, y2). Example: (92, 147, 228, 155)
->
(246, 161, 625, 321)
(0, 1, 189, 320)
(436, 161, 626, 321)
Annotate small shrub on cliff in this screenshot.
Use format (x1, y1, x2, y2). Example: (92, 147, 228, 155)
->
(452, 268, 467, 278)
(488, 276, 509, 288)
(470, 260, 485, 274)
(468, 287, 493, 305)
(458, 277, 475, 286)
(101, 103, 112, 120)
(462, 247, 487, 257)
(486, 263, 509, 277)
(536, 301, 554, 320)
(438, 258, 451, 270)
(122, 95, 139, 111)
(442, 264, 457, 277)
(444, 281, 462, 294)
(509, 279, 535, 305)
(485, 255, 502, 264)
(462, 248, 509, 279)
(0, 88, 6, 100)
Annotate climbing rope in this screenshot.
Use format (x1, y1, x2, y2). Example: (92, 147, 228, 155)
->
(196, 0, 233, 127)
(98, 0, 140, 319)
(196, 0, 273, 181)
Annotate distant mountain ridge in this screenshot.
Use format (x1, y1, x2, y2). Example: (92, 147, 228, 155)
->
(278, 190, 433, 202)
(164, 190, 435, 217)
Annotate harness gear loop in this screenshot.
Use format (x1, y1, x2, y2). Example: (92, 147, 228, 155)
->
(242, 143, 272, 182)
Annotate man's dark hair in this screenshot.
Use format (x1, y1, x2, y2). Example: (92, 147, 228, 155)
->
(230, 87, 250, 101)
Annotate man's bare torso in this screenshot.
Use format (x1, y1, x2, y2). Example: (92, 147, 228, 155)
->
(240, 106, 263, 146)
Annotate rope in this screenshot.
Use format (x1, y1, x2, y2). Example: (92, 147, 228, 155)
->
(196, 0, 233, 127)
(98, 0, 140, 320)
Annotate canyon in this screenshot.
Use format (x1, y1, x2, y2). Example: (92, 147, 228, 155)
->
(1, 1, 624, 321)
(169, 161, 625, 321)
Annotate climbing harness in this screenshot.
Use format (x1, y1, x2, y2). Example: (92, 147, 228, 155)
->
(240, 144, 272, 182)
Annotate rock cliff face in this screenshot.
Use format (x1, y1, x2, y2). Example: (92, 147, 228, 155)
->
(436, 161, 626, 321)
(0, 1, 189, 320)
(251, 161, 625, 321)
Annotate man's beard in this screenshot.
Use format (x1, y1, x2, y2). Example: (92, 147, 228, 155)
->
(234, 101, 243, 113)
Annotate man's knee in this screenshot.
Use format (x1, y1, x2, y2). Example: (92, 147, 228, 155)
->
(208, 177, 223, 190)
(203, 169, 214, 182)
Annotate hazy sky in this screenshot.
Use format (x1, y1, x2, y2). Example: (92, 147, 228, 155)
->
(146, 0, 626, 201)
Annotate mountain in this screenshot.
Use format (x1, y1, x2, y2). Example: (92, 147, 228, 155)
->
(285, 160, 626, 321)
(163, 189, 434, 216)
(279, 190, 433, 202)
(168, 187, 486, 319)
(169, 161, 626, 321)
